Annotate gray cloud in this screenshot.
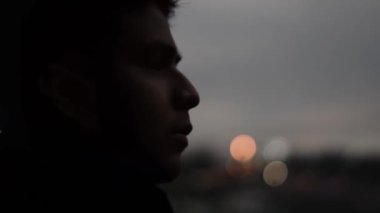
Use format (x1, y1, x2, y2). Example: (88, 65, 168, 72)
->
(172, 0, 380, 157)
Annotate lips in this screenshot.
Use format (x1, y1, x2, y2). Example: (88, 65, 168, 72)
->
(171, 123, 192, 152)
(173, 124, 193, 136)
(171, 134, 188, 153)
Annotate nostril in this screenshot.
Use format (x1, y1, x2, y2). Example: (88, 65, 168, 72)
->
(188, 88, 200, 109)
(173, 74, 200, 110)
(181, 89, 199, 110)
(173, 89, 198, 110)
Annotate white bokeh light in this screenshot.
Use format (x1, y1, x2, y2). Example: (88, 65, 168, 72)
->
(262, 137, 290, 161)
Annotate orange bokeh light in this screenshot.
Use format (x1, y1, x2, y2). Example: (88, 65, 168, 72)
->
(230, 134, 257, 162)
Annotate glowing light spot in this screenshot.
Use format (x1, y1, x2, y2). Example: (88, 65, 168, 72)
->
(230, 134, 256, 162)
(263, 137, 290, 161)
(263, 161, 288, 187)
(225, 159, 240, 177)
(225, 158, 254, 177)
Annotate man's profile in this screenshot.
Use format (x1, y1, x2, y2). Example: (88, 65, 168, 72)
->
(2, 0, 199, 212)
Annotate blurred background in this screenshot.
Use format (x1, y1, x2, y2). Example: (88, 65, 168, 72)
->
(1, 0, 379, 212)
(163, 0, 380, 212)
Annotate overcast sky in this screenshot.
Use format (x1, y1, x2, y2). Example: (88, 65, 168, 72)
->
(170, 0, 380, 158)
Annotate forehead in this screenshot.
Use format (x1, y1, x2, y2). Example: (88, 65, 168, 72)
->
(118, 5, 176, 51)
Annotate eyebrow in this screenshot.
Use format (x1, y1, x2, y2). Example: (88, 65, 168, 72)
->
(143, 40, 182, 64)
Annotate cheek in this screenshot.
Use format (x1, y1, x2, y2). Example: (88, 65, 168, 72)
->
(126, 77, 172, 141)
(132, 77, 171, 118)
(109, 72, 182, 180)
(112, 68, 175, 148)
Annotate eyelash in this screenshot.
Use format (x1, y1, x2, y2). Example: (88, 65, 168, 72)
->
(149, 57, 179, 70)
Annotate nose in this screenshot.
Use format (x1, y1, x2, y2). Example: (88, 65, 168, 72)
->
(172, 71, 200, 110)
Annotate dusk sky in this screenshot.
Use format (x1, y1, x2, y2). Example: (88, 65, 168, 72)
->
(170, 0, 380, 158)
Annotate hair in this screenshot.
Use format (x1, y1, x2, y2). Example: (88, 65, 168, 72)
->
(22, 0, 179, 84)
(20, 0, 179, 150)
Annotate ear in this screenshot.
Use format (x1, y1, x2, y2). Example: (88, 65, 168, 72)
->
(38, 52, 102, 134)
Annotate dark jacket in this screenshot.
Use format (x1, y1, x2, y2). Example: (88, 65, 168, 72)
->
(0, 103, 174, 212)
(1, 151, 174, 212)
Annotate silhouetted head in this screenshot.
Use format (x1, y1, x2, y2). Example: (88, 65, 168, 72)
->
(21, 0, 199, 183)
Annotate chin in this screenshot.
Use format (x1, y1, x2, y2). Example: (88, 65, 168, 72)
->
(153, 155, 182, 183)
(155, 170, 180, 183)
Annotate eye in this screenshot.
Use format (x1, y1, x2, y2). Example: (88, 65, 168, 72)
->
(147, 56, 173, 70)
(138, 43, 182, 71)
(146, 54, 180, 71)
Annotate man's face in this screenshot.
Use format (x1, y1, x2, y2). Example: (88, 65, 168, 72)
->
(101, 5, 199, 182)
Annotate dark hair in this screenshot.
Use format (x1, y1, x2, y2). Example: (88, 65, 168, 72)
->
(20, 0, 179, 148)
(22, 0, 179, 83)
